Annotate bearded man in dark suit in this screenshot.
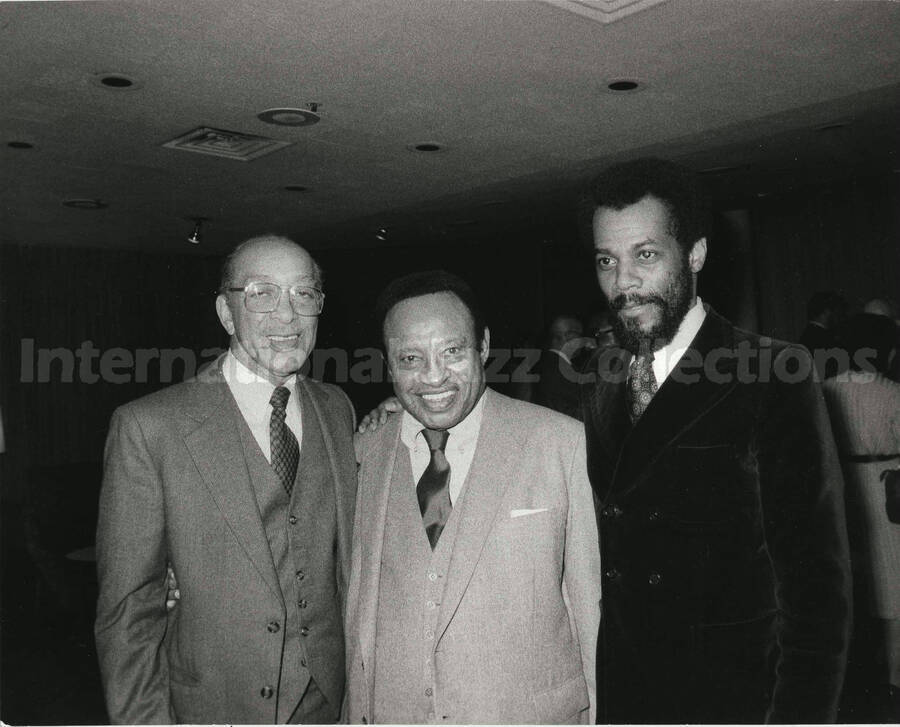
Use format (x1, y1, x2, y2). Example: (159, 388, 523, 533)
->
(584, 158, 851, 723)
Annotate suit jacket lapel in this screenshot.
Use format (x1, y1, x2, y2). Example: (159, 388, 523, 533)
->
(358, 416, 402, 682)
(183, 362, 282, 603)
(613, 308, 739, 496)
(584, 347, 631, 498)
(296, 377, 353, 592)
(436, 389, 515, 642)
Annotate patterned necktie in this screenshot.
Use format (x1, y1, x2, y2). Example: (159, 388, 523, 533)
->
(628, 353, 658, 423)
(417, 429, 452, 549)
(269, 386, 299, 496)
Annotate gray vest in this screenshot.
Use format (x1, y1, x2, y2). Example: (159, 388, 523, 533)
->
(237, 383, 342, 722)
(373, 447, 463, 724)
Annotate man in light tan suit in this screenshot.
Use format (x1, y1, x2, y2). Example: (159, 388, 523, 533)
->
(345, 270, 601, 724)
(96, 236, 357, 723)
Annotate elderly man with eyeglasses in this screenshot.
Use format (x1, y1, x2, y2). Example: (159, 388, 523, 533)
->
(95, 235, 357, 724)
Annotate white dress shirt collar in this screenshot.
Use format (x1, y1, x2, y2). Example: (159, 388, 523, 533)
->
(400, 388, 487, 505)
(648, 297, 707, 387)
(221, 350, 301, 460)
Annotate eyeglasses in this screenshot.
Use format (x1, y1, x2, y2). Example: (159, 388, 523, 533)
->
(223, 282, 324, 316)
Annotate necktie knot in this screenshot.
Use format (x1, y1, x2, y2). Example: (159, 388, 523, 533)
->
(422, 428, 449, 453)
(270, 385, 291, 412)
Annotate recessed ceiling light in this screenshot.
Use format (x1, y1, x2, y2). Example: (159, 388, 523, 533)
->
(63, 198, 107, 209)
(257, 105, 320, 127)
(7, 141, 33, 149)
(410, 142, 443, 153)
(605, 79, 643, 93)
(283, 184, 310, 192)
(91, 72, 140, 90)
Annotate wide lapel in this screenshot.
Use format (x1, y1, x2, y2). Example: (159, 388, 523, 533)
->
(435, 389, 516, 643)
(583, 346, 631, 498)
(182, 361, 282, 603)
(613, 308, 739, 497)
(296, 378, 353, 592)
(356, 416, 402, 687)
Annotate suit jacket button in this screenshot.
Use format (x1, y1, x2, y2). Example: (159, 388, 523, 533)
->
(260, 685, 274, 699)
(289, 515, 298, 525)
(300, 626, 310, 636)
(648, 572, 662, 585)
(648, 510, 661, 521)
(298, 599, 308, 609)
(604, 568, 620, 581)
(267, 621, 280, 633)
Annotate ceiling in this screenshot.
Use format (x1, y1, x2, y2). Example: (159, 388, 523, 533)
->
(2, 0, 900, 255)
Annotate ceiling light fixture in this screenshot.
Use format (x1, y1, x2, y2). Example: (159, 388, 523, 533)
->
(91, 72, 140, 90)
(605, 79, 643, 92)
(410, 142, 443, 153)
(62, 198, 107, 209)
(186, 217, 208, 245)
(257, 103, 321, 127)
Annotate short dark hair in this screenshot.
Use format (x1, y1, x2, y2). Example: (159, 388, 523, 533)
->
(375, 270, 486, 347)
(842, 312, 897, 373)
(806, 290, 846, 321)
(589, 157, 710, 252)
(219, 234, 324, 292)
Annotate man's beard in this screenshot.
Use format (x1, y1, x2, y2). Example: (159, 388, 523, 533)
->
(609, 260, 693, 354)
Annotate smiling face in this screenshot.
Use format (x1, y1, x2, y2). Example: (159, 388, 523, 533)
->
(215, 237, 320, 385)
(384, 291, 489, 431)
(592, 194, 706, 353)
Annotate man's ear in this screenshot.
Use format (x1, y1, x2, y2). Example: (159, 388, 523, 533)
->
(215, 294, 235, 336)
(480, 327, 491, 364)
(688, 237, 707, 274)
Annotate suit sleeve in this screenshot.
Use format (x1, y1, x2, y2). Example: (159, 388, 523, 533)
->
(95, 406, 174, 724)
(562, 430, 603, 725)
(758, 346, 851, 723)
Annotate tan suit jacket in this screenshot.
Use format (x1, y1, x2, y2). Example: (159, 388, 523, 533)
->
(345, 389, 601, 724)
(95, 359, 357, 724)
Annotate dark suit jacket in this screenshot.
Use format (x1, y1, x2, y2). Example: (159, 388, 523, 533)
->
(582, 307, 851, 724)
(535, 349, 583, 420)
(95, 360, 357, 724)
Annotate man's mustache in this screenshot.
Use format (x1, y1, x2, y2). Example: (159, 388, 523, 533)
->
(609, 293, 667, 312)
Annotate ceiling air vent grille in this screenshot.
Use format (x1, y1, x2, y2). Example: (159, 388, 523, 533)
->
(162, 126, 292, 161)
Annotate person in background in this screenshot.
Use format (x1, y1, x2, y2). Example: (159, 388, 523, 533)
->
(584, 157, 851, 723)
(345, 270, 601, 724)
(800, 290, 847, 380)
(824, 311, 900, 720)
(862, 297, 900, 382)
(95, 235, 357, 724)
(534, 313, 588, 419)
